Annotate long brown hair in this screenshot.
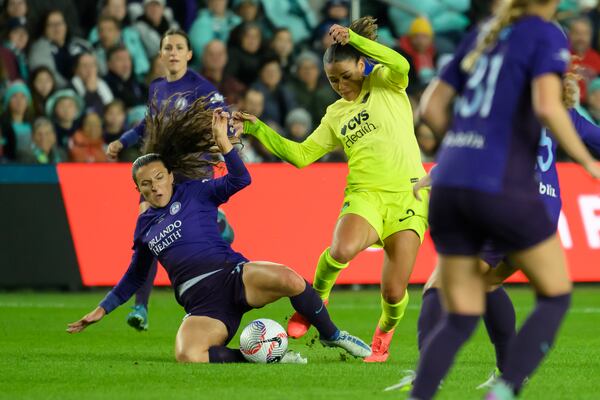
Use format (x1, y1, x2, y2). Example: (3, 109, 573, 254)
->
(141, 95, 221, 180)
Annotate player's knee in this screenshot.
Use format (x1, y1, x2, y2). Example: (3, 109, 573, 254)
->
(175, 348, 209, 363)
(329, 244, 358, 264)
(279, 267, 305, 295)
(381, 285, 407, 304)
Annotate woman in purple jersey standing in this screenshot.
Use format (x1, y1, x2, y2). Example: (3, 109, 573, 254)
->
(67, 98, 371, 363)
(104, 29, 234, 331)
(406, 1, 600, 399)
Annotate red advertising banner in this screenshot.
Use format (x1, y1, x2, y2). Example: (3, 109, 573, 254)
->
(56, 163, 600, 286)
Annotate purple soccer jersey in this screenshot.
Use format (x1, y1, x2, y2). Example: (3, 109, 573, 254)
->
(100, 150, 250, 313)
(433, 16, 570, 195)
(119, 69, 226, 148)
(537, 108, 600, 223)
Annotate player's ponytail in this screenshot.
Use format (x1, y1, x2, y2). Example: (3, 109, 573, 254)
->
(323, 16, 378, 64)
(461, 0, 530, 72)
(140, 94, 223, 181)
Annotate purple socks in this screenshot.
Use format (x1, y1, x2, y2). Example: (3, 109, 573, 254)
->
(135, 259, 158, 307)
(483, 287, 516, 372)
(208, 346, 248, 363)
(290, 280, 338, 340)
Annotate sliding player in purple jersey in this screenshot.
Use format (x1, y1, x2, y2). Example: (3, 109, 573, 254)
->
(387, 74, 600, 393)
(67, 99, 372, 364)
(105, 29, 234, 331)
(402, 0, 600, 399)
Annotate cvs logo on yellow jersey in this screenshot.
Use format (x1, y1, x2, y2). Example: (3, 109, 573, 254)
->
(340, 109, 377, 148)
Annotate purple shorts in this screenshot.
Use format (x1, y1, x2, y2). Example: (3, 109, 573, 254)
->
(429, 187, 555, 258)
(180, 260, 252, 344)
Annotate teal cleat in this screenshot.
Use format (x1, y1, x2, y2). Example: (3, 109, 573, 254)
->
(484, 379, 517, 400)
(127, 304, 149, 331)
(320, 330, 372, 358)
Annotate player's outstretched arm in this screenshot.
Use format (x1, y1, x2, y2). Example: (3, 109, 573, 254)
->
(232, 112, 330, 168)
(67, 306, 106, 333)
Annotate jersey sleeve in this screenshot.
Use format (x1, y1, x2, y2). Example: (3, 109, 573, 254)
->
(348, 29, 410, 88)
(205, 150, 251, 204)
(572, 109, 600, 155)
(99, 222, 154, 314)
(531, 22, 569, 79)
(243, 118, 336, 168)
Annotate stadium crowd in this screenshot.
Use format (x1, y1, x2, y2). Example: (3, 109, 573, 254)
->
(0, 0, 599, 164)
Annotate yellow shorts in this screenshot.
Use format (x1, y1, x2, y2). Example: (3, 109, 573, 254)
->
(339, 189, 429, 245)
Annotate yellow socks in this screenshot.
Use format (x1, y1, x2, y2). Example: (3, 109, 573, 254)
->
(312, 247, 349, 300)
(378, 290, 409, 332)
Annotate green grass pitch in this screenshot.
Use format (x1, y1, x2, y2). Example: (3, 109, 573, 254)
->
(0, 287, 599, 399)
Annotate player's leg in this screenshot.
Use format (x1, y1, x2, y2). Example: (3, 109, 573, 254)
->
(364, 229, 420, 362)
(174, 315, 241, 363)
(288, 211, 380, 338)
(411, 255, 485, 400)
(243, 261, 371, 357)
(127, 200, 155, 331)
(487, 234, 572, 398)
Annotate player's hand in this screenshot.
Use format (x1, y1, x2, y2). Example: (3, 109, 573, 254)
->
(67, 306, 106, 333)
(329, 24, 350, 45)
(212, 109, 233, 154)
(413, 174, 432, 201)
(106, 140, 123, 160)
(231, 111, 257, 138)
(582, 159, 600, 179)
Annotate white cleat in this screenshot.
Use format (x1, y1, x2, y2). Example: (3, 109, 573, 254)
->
(384, 370, 416, 392)
(320, 330, 372, 358)
(477, 367, 500, 390)
(280, 351, 308, 364)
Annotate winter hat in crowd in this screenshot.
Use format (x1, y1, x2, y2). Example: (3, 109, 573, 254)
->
(408, 17, 433, 37)
(3, 80, 32, 110)
(45, 88, 85, 118)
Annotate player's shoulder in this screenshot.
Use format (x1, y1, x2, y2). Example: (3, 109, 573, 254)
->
(514, 16, 566, 43)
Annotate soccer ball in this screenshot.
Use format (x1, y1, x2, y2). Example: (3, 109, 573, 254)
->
(239, 318, 288, 363)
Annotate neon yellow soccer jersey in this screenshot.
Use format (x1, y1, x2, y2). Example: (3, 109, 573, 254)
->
(244, 29, 426, 192)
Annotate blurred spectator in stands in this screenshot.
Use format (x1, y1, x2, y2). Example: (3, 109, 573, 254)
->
(28, 9, 92, 88)
(285, 107, 312, 142)
(398, 17, 437, 88)
(167, 0, 198, 31)
(312, 21, 335, 54)
(134, 0, 179, 58)
(585, 78, 600, 124)
(0, 0, 28, 33)
(313, 0, 350, 45)
(27, 0, 83, 39)
(286, 51, 337, 124)
(45, 88, 84, 147)
(225, 22, 265, 86)
(229, 0, 271, 45)
(71, 52, 114, 114)
(0, 59, 8, 102)
(189, 0, 241, 65)
(69, 111, 108, 162)
(19, 116, 67, 163)
(29, 66, 56, 118)
(270, 28, 295, 82)
(92, 16, 121, 77)
(261, 0, 316, 45)
(1, 18, 28, 81)
(88, 0, 150, 79)
(467, 0, 500, 28)
(102, 99, 126, 144)
(569, 16, 600, 101)
(200, 39, 245, 106)
(104, 45, 146, 108)
(143, 54, 165, 92)
(415, 123, 437, 162)
(237, 88, 267, 162)
(389, 1, 470, 54)
(587, 2, 600, 52)
(251, 56, 296, 127)
(1, 80, 33, 160)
